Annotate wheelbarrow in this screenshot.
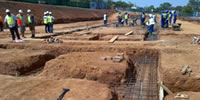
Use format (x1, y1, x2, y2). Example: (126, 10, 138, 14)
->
(172, 23, 182, 31)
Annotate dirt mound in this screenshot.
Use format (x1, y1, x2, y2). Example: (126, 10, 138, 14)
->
(0, 48, 55, 76)
(0, 1, 115, 25)
(0, 75, 113, 100)
(160, 49, 200, 92)
(165, 92, 200, 100)
(40, 52, 128, 85)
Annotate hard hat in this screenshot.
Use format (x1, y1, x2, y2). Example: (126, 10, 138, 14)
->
(19, 9, 23, 13)
(27, 9, 31, 13)
(49, 12, 52, 14)
(44, 12, 46, 15)
(165, 10, 169, 13)
(6, 9, 10, 13)
(174, 10, 176, 13)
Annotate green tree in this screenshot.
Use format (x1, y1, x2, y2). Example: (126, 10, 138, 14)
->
(182, 5, 193, 14)
(188, 0, 200, 11)
(159, 2, 172, 11)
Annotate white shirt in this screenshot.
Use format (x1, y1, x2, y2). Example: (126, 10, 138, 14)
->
(149, 18, 155, 25)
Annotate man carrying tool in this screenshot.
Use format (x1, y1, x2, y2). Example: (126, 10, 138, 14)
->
(103, 12, 107, 25)
(43, 11, 49, 33)
(27, 9, 35, 38)
(124, 12, 129, 25)
(0, 15, 3, 32)
(16, 9, 26, 38)
(48, 12, 54, 33)
(140, 11, 145, 25)
(4, 9, 22, 42)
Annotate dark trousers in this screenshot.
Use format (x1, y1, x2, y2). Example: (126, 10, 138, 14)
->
(104, 20, 107, 25)
(125, 19, 128, 25)
(0, 22, 3, 32)
(48, 23, 53, 33)
(9, 26, 21, 40)
(45, 24, 49, 33)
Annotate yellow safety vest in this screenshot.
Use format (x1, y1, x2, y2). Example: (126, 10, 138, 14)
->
(119, 14, 122, 18)
(48, 16, 53, 23)
(125, 14, 128, 19)
(142, 14, 145, 18)
(163, 13, 167, 19)
(7, 14, 15, 25)
(28, 15, 32, 24)
(44, 16, 48, 24)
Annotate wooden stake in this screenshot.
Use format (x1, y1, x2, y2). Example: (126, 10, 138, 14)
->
(124, 31, 133, 36)
(109, 35, 118, 43)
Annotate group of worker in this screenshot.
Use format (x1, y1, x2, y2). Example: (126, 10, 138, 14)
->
(2, 9, 35, 42)
(161, 10, 177, 28)
(0, 9, 55, 42)
(43, 11, 54, 33)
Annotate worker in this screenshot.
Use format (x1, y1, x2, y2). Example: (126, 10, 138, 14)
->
(4, 9, 21, 42)
(0, 15, 3, 32)
(124, 12, 129, 25)
(131, 15, 138, 27)
(146, 14, 155, 35)
(173, 10, 177, 24)
(161, 10, 167, 28)
(140, 11, 145, 25)
(48, 12, 54, 33)
(16, 9, 26, 38)
(43, 11, 49, 33)
(103, 12, 107, 25)
(165, 10, 169, 28)
(27, 9, 35, 38)
(118, 12, 122, 24)
(168, 11, 172, 25)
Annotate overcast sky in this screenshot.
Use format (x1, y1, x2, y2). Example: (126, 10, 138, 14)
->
(113, 0, 189, 7)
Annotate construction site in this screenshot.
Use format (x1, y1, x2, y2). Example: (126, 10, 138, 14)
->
(0, 0, 200, 100)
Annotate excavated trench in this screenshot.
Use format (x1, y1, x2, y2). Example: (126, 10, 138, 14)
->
(114, 50, 159, 100)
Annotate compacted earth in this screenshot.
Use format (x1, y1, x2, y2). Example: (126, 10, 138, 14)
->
(0, 3, 200, 99)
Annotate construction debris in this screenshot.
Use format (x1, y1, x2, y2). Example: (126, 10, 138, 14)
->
(100, 53, 124, 63)
(44, 37, 63, 44)
(174, 93, 189, 99)
(192, 36, 200, 44)
(108, 35, 118, 43)
(181, 64, 192, 76)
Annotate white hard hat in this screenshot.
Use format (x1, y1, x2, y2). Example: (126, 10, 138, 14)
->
(44, 12, 46, 15)
(49, 12, 52, 14)
(6, 9, 10, 13)
(19, 9, 23, 13)
(46, 11, 49, 14)
(27, 9, 31, 13)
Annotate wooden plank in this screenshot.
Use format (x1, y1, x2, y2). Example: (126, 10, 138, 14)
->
(124, 31, 133, 36)
(159, 82, 173, 95)
(79, 31, 91, 35)
(108, 35, 118, 43)
(159, 81, 164, 100)
(181, 64, 189, 75)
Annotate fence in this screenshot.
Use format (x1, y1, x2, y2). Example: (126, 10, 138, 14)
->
(13, 0, 90, 8)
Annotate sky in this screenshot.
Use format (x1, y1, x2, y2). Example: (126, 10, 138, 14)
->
(113, 0, 189, 7)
